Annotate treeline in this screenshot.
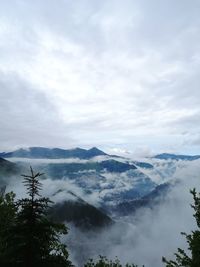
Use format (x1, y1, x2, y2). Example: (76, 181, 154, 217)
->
(0, 167, 200, 267)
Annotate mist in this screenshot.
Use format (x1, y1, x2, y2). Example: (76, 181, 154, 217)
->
(5, 158, 200, 266)
(65, 159, 200, 266)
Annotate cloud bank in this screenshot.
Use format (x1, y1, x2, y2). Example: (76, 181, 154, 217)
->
(66, 159, 200, 266)
(5, 157, 200, 266)
(1, 0, 200, 153)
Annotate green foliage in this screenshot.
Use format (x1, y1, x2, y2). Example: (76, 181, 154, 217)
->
(0, 167, 146, 267)
(0, 167, 73, 267)
(84, 255, 143, 267)
(0, 191, 17, 264)
(163, 188, 200, 267)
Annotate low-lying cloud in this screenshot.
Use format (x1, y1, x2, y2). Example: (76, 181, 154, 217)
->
(5, 158, 200, 266)
(65, 159, 200, 266)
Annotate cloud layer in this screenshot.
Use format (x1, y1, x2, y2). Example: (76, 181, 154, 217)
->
(1, 0, 200, 153)
(5, 155, 200, 266)
(66, 159, 200, 266)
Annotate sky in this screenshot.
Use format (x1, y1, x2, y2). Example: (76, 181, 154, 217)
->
(1, 0, 200, 154)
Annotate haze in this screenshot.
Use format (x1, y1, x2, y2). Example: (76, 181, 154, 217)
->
(0, 0, 200, 155)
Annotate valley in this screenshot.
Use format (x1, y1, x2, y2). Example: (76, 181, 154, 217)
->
(1, 147, 200, 266)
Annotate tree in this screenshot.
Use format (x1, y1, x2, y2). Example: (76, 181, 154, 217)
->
(0, 191, 17, 265)
(8, 166, 73, 267)
(163, 188, 200, 267)
(84, 255, 143, 267)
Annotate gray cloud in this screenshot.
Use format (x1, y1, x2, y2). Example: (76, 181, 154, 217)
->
(0, 72, 75, 150)
(0, 0, 200, 153)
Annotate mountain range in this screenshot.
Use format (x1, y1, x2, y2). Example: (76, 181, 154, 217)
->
(110, 182, 173, 217)
(154, 153, 200, 161)
(50, 190, 113, 229)
(1, 147, 200, 230)
(1, 147, 200, 162)
(0, 147, 107, 159)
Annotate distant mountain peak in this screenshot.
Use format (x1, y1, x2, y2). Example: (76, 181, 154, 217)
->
(154, 153, 200, 161)
(87, 147, 107, 156)
(0, 146, 107, 159)
(88, 146, 99, 151)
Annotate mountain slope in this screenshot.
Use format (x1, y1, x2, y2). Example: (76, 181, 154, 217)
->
(49, 190, 113, 229)
(154, 153, 200, 161)
(0, 157, 19, 177)
(0, 157, 20, 190)
(133, 161, 154, 169)
(45, 159, 137, 178)
(0, 147, 107, 159)
(44, 160, 156, 212)
(110, 182, 172, 216)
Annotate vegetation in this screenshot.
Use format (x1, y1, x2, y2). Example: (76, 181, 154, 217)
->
(84, 256, 143, 267)
(0, 167, 73, 267)
(163, 189, 200, 267)
(2, 166, 200, 267)
(0, 191, 17, 265)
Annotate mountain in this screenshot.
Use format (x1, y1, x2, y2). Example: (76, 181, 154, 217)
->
(0, 157, 20, 189)
(0, 147, 107, 159)
(49, 190, 113, 229)
(44, 159, 156, 212)
(111, 182, 172, 216)
(0, 157, 19, 177)
(133, 161, 153, 169)
(45, 159, 137, 178)
(100, 159, 137, 172)
(154, 153, 200, 161)
(0, 149, 159, 224)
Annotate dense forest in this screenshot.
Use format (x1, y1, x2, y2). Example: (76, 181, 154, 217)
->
(0, 167, 200, 267)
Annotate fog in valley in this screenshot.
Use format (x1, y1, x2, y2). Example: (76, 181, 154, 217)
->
(5, 157, 200, 267)
(1, 1, 200, 266)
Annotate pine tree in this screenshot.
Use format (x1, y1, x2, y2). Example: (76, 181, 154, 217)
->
(9, 166, 73, 267)
(0, 191, 17, 265)
(162, 188, 200, 267)
(84, 255, 143, 267)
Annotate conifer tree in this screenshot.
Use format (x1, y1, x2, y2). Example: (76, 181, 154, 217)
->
(84, 255, 143, 267)
(9, 166, 73, 267)
(0, 191, 17, 265)
(163, 188, 200, 267)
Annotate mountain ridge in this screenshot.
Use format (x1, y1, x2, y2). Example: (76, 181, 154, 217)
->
(0, 146, 107, 159)
(50, 189, 113, 229)
(154, 153, 200, 161)
(0, 157, 20, 176)
(110, 182, 173, 217)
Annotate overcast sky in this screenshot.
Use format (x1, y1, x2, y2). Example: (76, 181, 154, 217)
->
(1, 0, 200, 155)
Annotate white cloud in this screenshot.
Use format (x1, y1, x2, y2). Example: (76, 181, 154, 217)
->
(0, 0, 200, 152)
(66, 159, 200, 266)
(5, 154, 200, 266)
